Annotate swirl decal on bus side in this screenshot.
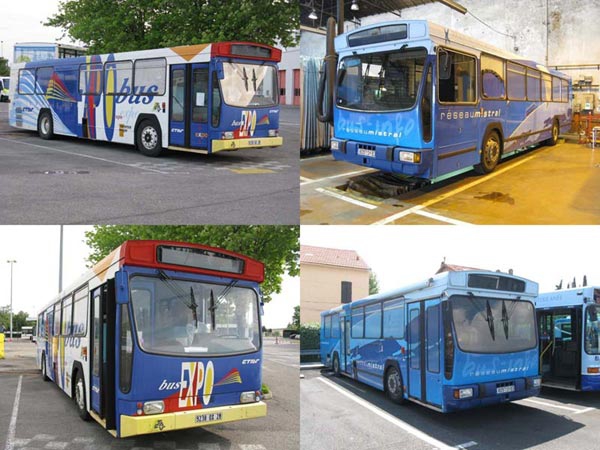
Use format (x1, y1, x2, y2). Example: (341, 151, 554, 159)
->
(103, 54, 116, 141)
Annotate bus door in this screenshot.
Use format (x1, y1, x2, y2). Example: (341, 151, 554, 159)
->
(537, 307, 581, 389)
(342, 316, 351, 374)
(424, 301, 442, 406)
(90, 281, 117, 429)
(168, 64, 209, 149)
(407, 302, 425, 401)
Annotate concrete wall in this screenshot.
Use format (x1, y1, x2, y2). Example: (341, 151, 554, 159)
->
(300, 263, 370, 324)
(356, 0, 600, 87)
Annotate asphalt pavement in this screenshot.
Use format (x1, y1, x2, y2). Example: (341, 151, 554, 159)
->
(0, 103, 299, 224)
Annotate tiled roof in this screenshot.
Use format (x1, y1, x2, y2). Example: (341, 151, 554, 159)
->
(436, 262, 486, 274)
(300, 245, 370, 270)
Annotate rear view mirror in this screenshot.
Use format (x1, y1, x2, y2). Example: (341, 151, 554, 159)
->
(439, 50, 451, 80)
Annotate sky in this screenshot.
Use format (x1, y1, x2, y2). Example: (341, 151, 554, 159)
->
(0, 226, 299, 328)
(301, 226, 600, 295)
(0, 0, 68, 63)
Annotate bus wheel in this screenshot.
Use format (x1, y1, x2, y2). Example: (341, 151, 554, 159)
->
(38, 111, 54, 140)
(136, 119, 164, 157)
(385, 366, 405, 404)
(475, 130, 501, 174)
(332, 353, 341, 377)
(41, 354, 50, 381)
(545, 120, 559, 146)
(74, 372, 91, 421)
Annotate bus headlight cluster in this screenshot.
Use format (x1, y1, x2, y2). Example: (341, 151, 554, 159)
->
(221, 131, 234, 139)
(453, 388, 473, 399)
(399, 151, 421, 164)
(142, 400, 165, 415)
(240, 390, 262, 403)
(268, 129, 279, 137)
(331, 140, 340, 150)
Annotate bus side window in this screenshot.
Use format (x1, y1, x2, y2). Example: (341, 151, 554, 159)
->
(192, 68, 209, 123)
(212, 71, 221, 127)
(438, 49, 476, 103)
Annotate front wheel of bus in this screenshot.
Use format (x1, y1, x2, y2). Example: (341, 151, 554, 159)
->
(38, 111, 54, 140)
(332, 353, 341, 377)
(385, 366, 405, 404)
(475, 130, 501, 174)
(545, 120, 559, 146)
(74, 372, 91, 421)
(136, 119, 164, 157)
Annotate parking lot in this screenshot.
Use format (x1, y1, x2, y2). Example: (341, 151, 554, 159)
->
(301, 367, 600, 450)
(300, 140, 600, 225)
(0, 103, 299, 224)
(0, 338, 299, 450)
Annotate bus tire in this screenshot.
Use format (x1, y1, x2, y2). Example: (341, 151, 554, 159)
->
(38, 111, 54, 140)
(545, 119, 559, 146)
(74, 371, 91, 421)
(384, 366, 405, 404)
(475, 129, 501, 174)
(41, 353, 50, 381)
(136, 119, 164, 157)
(332, 352, 341, 377)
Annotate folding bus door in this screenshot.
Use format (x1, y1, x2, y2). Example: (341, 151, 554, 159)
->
(90, 281, 116, 429)
(342, 316, 351, 374)
(424, 301, 442, 406)
(168, 64, 209, 150)
(407, 302, 425, 401)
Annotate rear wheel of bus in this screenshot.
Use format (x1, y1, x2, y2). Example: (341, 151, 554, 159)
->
(38, 111, 54, 140)
(332, 352, 341, 376)
(136, 119, 164, 157)
(385, 366, 405, 404)
(475, 129, 501, 174)
(74, 371, 91, 421)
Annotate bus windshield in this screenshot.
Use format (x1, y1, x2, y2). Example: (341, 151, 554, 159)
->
(450, 295, 536, 354)
(336, 48, 427, 112)
(129, 274, 260, 356)
(585, 305, 600, 354)
(220, 62, 277, 107)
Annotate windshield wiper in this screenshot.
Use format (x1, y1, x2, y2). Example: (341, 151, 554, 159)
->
(242, 67, 249, 91)
(189, 286, 198, 328)
(252, 68, 257, 92)
(208, 289, 216, 331)
(501, 300, 509, 340)
(485, 299, 496, 341)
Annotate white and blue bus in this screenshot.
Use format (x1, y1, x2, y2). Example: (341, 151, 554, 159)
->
(9, 42, 282, 156)
(318, 20, 572, 181)
(320, 270, 541, 412)
(536, 286, 600, 391)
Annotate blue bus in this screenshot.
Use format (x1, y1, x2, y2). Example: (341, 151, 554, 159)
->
(37, 240, 266, 437)
(10, 42, 282, 156)
(536, 286, 600, 391)
(320, 270, 541, 412)
(318, 20, 572, 181)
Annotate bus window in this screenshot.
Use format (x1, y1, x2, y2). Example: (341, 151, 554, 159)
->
(421, 65, 432, 143)
(192, 68, 209, 123)
(170, 69, 185, 122)
(324, 314, 332, 338)
(133, 58, 166, 95)
(331, 313, 340, 338)
(351, 306, 364, 338)
(73, 286, 88, 336)
(79, 63, 103, 95)
(61, 296, 72, 335)
(561, 79, 569, 102)
(426, 304, 440, 373)
(526, 69, 541, 102)
(507, 62, 526, 100)
(120, 305, 133, 393)
(18, 69, 35, 95)
(35, 67, 53, 95)
(105, 61, 132, 95)
(383, 299, 404, 338)
(53, 302, 61, 336)
(219, 62, 277, 107)
(438, 49, 476, 103)
(585, 306, 600, 354)
(481, 54, 505, 99)
(541, 73, 552, 102)
(365, 303, 382, 339)
(552, 76, 561, 102)
(211, 71, 222, 127)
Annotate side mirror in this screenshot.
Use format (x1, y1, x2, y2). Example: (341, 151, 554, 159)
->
(115, 271, 128, 304)
(439, 50, 451, 80)
(215, 61, 225, 80)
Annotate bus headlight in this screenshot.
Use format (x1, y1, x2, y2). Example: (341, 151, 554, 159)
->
(399, 151, 421, 164)
(240, 391, 261, 404)
(221, 131, 234, 139)
(331, 140, 340, 150)
(533, 377, 542, 387)
(268, 129, 279, 137)
(453, 388, 473, 399)
(143, 400, 165, 415)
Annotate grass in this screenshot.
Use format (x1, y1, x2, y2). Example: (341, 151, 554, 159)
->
(261, 383, 271, 394)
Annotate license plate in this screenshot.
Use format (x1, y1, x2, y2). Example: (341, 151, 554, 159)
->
(357, 148, 376, 157)
(496, 385, 515, 394)
(195, 412, 223, 423)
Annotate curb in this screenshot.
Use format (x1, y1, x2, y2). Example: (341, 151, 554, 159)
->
(262, 391, 273, 400)
(0, 369, 39, 375)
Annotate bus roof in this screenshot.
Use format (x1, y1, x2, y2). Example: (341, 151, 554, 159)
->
(321, 269, 538, 316)
(536, 286, 600, 308)
(336, 20, 567, 79)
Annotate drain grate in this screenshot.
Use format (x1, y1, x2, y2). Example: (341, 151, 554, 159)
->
(29, 170, 90, 175)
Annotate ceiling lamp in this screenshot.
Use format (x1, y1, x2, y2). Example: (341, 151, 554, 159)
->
(351, 0, 359, 11)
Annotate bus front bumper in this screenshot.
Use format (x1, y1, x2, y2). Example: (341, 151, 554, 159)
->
(212, 137, 283, 152)
(119, 401, 267, 437)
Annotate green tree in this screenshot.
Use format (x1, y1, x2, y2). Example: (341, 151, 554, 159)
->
(0, 307, 30, 332)
(369, 271, 380, 295)
(287, 305, 300, 330)
(85, 225, 299, 302)
(46, 0, 300, 54)
(0, 58, 10, 77)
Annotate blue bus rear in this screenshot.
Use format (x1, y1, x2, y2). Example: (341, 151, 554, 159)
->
(321, 271, 541, 412)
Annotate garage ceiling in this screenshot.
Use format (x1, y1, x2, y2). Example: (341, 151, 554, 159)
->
(301, 0, 466, 28)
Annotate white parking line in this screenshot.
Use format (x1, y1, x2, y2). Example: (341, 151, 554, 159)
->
(317, 377, 455, 450)
(301, 168, 375, 186)
(4, 375, 23, 450)
(456, 441, 478, 449)
(520, 398, 593, 414)
(315, 188, 377, 210)
(412, 209, 473, 225)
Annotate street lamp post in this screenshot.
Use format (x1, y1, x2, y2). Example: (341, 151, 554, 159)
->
(7, 260, 17, 340)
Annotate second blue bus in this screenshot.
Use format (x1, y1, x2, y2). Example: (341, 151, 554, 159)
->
(320, 270, 541, 412)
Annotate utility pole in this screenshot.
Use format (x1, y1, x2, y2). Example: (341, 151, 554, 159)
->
(7, 260, 17, 340)
(59, 225, 64, 293)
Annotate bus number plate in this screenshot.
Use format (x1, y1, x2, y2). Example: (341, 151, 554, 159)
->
(195, 412, 222, 423)
(357, 148, 376, 157)
(496, 385, 515, 394)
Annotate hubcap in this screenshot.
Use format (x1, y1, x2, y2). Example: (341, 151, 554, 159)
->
(76, 379, 85, 410)
(553, 125, 558, 141)
(387, 369, 400, 394)
(42, 117, 49, 135)
(142, 126, 158, 150)
(484, 137, 500, 166)
(334, 357, 339, 372)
